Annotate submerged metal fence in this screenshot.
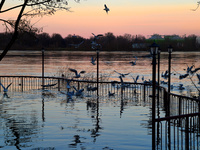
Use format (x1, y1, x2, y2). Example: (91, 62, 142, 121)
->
(0, 75, 200, 150)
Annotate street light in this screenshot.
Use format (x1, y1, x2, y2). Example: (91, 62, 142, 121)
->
(167, 45, 173, 114)
(41, 48, 45, 90)
(167, 45, 173, 149)
(150, 41, 159, 150)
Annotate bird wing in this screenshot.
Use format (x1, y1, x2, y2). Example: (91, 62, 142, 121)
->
(0, 82, 6, 91)
(114, 70, 121, 75)
(104, 4, 108, 9)
(97, 34, 103, 37)
(78, 41, 84, 46)
(191, 4, 200, 11)
(136, 75, 139, 81)
(69, 68, 78, 75)
(197, 74, 200, 80)
(80, 71, 86, 74)
(124, 73, 130, 76)
(73, 86, 78, 91)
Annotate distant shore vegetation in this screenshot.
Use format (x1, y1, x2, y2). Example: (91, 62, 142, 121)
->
(0, 32, 199, 52)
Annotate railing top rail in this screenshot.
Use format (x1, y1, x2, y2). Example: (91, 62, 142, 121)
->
(155, 112, 200, 122)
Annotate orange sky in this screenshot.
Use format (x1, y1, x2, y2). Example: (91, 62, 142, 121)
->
(1, 1, 200, 38)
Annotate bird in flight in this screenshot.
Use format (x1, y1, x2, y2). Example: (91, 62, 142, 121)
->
(69, 68, 86, 78)
(191, 1, 200, 11)
(0, 82, 12, 93)
(104, 4, 110, 14)
(69, 41, 84, 48)
(92, 33, 103, 41)
(91, 56, 96, 65)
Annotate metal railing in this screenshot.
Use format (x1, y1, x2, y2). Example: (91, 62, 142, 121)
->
(0, 75, 200, 150)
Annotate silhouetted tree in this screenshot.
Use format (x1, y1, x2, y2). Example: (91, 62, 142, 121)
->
(0, 0, 79, 60)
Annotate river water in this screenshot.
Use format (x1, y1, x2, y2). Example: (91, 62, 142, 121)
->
(0, 51, 199, 150)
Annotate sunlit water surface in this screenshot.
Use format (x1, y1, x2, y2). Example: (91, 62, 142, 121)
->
(0, 51, 199, 149)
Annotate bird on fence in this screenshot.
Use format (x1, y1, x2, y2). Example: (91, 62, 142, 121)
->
(191, 1, 200, 11)
(69, 68, 86, 78)
(129, 56, 137, 66)
(114, 70, 130, 78)
(104, 4, 110, 14)
(91, 56, 96, 65)
(197, 74, 200, 84)
(0, 82, 12, 93)
(73, 86, 84, 96)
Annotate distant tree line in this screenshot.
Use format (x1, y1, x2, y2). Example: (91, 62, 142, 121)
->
(0, 32, 199, 51)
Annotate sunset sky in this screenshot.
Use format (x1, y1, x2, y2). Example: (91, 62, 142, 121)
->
(1, 0, 200, 38)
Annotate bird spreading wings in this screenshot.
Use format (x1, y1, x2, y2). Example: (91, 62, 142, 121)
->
(69, 68, 86, 78)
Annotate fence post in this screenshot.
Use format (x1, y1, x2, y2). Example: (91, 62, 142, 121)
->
(185, 117, 189, 150)
(58, 79, 60, 91)
(21, 77, 23, 92)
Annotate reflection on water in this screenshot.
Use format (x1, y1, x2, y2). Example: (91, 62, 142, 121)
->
(0, 90, 152, 149)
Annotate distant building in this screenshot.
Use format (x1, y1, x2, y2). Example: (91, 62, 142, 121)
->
(132, 43, 146, 49)
(148, 34, 164, 40)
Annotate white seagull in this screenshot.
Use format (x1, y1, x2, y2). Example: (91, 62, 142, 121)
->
(69, 68, 86, 78)
(0, 82, 12, 93)
(191, 1, 200, 11)
(104, 4, 110, 14)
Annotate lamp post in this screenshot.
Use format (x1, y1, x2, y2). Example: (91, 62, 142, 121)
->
(150, 42, 159, 150)
(96, 48, 99, 97)
(42, 48, 45, 90)
(157, 49, 161, 116)
(167, 45, 173, 116)
(167, 45, 173, 150)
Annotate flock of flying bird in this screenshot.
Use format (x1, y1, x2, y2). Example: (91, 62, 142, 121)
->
(59, 55, 200, 100)
(0, 54, 200, 100)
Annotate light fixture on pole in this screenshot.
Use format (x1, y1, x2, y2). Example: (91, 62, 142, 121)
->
(150, 41, 159, 150)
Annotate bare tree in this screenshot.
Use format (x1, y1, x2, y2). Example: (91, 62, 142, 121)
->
(0, 0, 79, 61)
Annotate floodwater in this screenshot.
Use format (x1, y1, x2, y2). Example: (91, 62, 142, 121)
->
(0, 51, 199, 150)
